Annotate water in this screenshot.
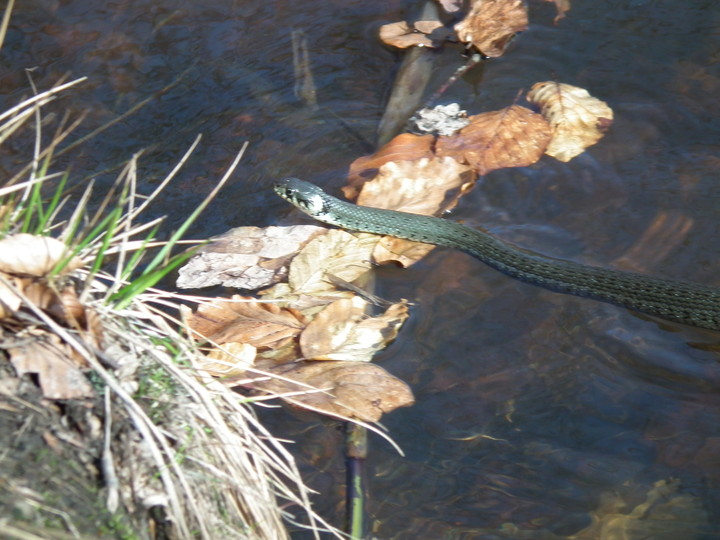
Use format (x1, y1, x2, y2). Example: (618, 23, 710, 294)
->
(3, 0, 720, 537)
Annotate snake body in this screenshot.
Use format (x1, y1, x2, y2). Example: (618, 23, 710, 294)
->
(274, 177, 720, 331)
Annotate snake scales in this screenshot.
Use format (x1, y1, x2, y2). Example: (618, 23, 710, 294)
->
(274, 177, 720, 331)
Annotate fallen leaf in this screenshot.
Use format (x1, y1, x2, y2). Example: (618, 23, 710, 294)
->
(183, 296, 305, 349)
(287, 229, 379, 295)
(195, 342, 256, 378)
(346, 133, 435, 197)
(527, 81, 614, 162)
(356, 157, 475, 266)
(0, 233, 83, 277)
(299, 297, 409, 361)
(253, 359, 415, 422)
(9, 336, 95, 400)
(357, 157, 473, 214)
(379, 20, 451, 49)
(436, 105, 552, 174)
(176, 225, 326, 289)
(454, 0, 528, 57)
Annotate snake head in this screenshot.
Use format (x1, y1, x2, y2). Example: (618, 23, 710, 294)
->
(274, 177, 329, 218)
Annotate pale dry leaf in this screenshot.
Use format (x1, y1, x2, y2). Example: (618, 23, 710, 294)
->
(195, 342, 256, 378)
(9, 337, 94, 399)
(253, 359, 415, 422)
(357, 157, 475, 266)
(346, 133, 435, 197)
(300, 296, 409, 361)
(379, 20, 450, 49)
(0, 233, 83, 276)
(527, 81, 614, 162)
(436, 105, 552, 174)
(357, 157, 474, 214)
(454, 0, 528, 57)
(177, 225, 326, 289)
(288, 229, 379, 295)
(182, 296, 305, 349)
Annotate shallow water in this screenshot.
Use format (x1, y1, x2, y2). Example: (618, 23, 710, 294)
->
(4, 0, 720, 537)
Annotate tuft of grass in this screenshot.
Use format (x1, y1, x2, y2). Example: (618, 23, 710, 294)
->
(0, 74, 343, 539)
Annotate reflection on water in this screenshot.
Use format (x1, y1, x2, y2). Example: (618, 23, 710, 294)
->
(4, 0, 720, 537)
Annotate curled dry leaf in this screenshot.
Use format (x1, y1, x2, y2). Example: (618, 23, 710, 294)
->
(253, 359, 415, 422)
(0, 234, 83, 277)
(379, 20, 450, 49)
(436, 105, 552, 174)
(182, 296, 305, 349)
(454, 0, 528, 57)
(299, 296, 409, 361)
(527, 81, 614, 162)
(287, 229, 379, 295)
(357, 157, 474, 266)
(346, 133, 435, 198)
(176, 225, 325, 290)
(9, 336, 94, 400)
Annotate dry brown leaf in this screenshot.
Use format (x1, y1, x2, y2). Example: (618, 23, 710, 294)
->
(254, 359, 415, 422)
(436, 105, 552, 174)
(287, 229, 379, 295)
(299, 296, 409, 361)
(9, 337, 94, 399)
(545, 0, 571, 23)
(345, 133, 435, 197)
(527, 81, 613, 162)
(183, 296, 305, 349)
(454, 0, 528, 57)
(176, 225, 326, 290)
(195, 342, 256, 378)
(356, 157, 475, 266)
(379, 20, 450, 49)
(357, 157, 473, 213)
(0, 233, 83, 277)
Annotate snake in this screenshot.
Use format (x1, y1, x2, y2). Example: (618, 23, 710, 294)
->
(274, 177, 720, 331)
